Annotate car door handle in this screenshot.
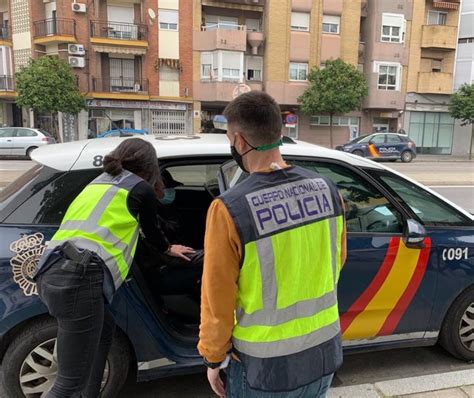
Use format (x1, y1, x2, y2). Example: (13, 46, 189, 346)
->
(6, 139, 11, 142)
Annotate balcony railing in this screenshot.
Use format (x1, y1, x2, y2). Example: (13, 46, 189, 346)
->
(0, 25, 9, 40)
(202, 23, 246, 31)
(90, 21, 148, 41)
(33, 18, 76, 38)
(0, 76, 15, 91)
(91, 78, 148, 94)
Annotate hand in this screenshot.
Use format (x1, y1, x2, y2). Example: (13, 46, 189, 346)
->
(167, 244, 195, 261)
(207, 368, 225, 397)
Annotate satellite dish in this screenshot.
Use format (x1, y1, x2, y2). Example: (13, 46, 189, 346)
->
(148, 8, 156, 20)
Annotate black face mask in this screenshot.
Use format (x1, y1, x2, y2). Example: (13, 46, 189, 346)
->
(230, 145, 253, 173)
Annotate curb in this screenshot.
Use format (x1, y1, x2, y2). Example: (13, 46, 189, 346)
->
(328, 369, 474, 398)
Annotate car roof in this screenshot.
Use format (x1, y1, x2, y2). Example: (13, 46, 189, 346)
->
(31, 134, 384, 171)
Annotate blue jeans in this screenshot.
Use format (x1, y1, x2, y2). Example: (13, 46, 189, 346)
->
(226, 360, 334, 398)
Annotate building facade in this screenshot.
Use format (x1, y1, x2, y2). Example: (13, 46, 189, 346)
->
(193, 0, 461, 153)
(453, 0, 474, 156)
(7, 0, 195, 140)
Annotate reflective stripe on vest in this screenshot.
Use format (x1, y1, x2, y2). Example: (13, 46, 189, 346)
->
(220, 167, 344, 361)
(48, 171, 141, 290)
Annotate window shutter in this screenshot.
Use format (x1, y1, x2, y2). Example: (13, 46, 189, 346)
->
(322, 15, 340, 25)
(108, 5, 134, 23)
(159, 10, 178, 24)
(291, 12, 310, 29)
(382, 13, 404, 28)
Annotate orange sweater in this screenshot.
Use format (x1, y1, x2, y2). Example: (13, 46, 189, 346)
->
(198, 196, 347, 363)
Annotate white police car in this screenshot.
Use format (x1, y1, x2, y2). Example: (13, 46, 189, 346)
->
(0, 135, 472, 397)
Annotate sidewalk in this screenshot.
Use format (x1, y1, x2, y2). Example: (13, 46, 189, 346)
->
(415, 155, 473, 162)
(328, 369, 474, 398)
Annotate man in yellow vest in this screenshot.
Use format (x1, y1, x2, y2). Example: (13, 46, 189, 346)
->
(198, 91, 347, 397)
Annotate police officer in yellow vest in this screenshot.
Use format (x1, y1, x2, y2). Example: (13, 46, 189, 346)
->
(198, 92, 347, 397)
(34, 138, 194, 398)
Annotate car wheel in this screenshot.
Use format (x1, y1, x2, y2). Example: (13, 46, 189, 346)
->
(352, 150, 364, 157)
(401, 151, 413, 163)
(26, 147, 37, 159)
(2, 317, 130, 398)
(440, 287, 474, 361)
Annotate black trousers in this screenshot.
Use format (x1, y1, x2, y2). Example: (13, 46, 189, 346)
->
(37, 256, 115, 398)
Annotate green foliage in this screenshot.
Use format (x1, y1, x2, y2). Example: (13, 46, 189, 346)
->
(298, 59, 368, 117)
(15, 56, 85, 115)
(449, 84, 474, 125)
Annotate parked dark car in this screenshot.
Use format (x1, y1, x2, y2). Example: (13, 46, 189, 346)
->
(336, 133, 417, 163)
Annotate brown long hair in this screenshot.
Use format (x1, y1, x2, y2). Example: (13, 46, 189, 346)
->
(103, 138, 164, 197)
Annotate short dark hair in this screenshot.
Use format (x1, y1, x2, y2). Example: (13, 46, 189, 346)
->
(223, 91, 282, 145)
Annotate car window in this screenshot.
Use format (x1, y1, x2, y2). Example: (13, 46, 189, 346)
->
(386, 135, 402, 143)
(371, 135, 386, 144)
(348, 134, 370, 144)
(375, 172, 470, 226)
(166, 164, 221, 187)
(17, 129, 38, 137)
(291, 160, 403, 233)
(0, 128, 16, 138)
(4, 169, 101, 225)
(358, 135, 373, 143)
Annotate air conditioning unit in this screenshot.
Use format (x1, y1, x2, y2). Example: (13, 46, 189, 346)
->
(68, 44, 85, 56)
(69, 56, 85, 68)
(71, 3, 87, 13)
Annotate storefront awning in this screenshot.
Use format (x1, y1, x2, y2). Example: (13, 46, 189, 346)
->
(92, 45, 147, 55)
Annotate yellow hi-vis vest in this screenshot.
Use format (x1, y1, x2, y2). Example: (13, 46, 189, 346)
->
(48, 171, 142, 291)
(219, 166, 344, 391)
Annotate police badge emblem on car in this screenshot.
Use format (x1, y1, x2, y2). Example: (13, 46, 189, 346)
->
(9, 233, 46, 296)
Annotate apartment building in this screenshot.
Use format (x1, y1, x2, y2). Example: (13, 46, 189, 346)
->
(193, 0, 461, 153)
(0, 0, 16, 128)
(453, 0, 474, 156)
(7, 0, 194, 139)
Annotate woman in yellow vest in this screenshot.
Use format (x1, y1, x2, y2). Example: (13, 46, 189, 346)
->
(34, 138, 194, 398)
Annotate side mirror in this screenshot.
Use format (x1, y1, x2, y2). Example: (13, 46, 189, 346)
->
(403, 219, 427, 249)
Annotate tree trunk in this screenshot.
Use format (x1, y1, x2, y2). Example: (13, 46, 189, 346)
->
(329, 113, 334, 149)
(470, 123, 474, 161)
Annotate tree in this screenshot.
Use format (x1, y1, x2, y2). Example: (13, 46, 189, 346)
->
(15, 56, 85, 141)
(449, 83, 474, 160)
(298, 59, 368, 148)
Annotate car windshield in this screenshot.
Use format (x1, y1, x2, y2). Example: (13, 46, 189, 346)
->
(347, 134, 370, 144)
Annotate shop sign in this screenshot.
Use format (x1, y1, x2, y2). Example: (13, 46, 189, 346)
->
(86, 99, 188, 111)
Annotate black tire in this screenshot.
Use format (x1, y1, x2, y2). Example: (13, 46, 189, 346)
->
(2, 317, 130, 398)
(352, 150, 364, 157)
(440, 286, 474, 361)
(26, 147, 37, 159)
(401, 150, 413, 163)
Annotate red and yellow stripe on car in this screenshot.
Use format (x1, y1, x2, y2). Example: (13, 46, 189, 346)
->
(341, 237, 432, 340)
(368, 143, 380, 158)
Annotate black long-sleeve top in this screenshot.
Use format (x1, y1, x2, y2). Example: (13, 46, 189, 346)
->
(127, 181, 170, 253)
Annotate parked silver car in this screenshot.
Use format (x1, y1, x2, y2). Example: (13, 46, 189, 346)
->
(0, 127, 56, 158)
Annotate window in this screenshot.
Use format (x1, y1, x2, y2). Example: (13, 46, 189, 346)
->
(428, 10, 447, 25)
(201, 51, 243, 81)
(459, 38, 474, 44)
(370, 134, 386, 144)
(159, 9, 178, 30)
(377, 173, 470, 226)
(375, 62, 401, 91)
(205, 15, 239, 31)
(408, 112, 454, 154)
(166, 164, 221, 187)
(322, 15, 340, 34)
(246, 18, 261, 32)
(109, 58, 135, 91)
(381, 13, 405, 43)
(222, 52, 242, 80)
(160, 65, 179, 81)
(291, 12, 310, 31)
(293, 161, 404, 233)
(17, 129, 38, 137)
(310, 116, 359, 126)
(0, 128, 15, 137)
(386, 134, 402, 143)
(246, 56, 263, 81)
(4, 169, 101, 224)
(431, 59, 442, 72)
(289, 62, 308, 81)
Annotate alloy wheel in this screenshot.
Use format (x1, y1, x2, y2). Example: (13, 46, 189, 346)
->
(459, 303, 474, 351)
(19, 338, 109, 397)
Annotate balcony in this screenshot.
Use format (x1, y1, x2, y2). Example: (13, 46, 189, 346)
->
(432, 0, 460, 10)
(0, 76, 16, 98)
(90, 21, 148, 48)
(194, 81, 263, 102)
(421, 25, 457, 50)
(194, 24, 247, 52)
(206, 0, 265, 5)
(91, 78, 149, 99)
(33, 19, 76, 44)
(417, 72, 453, 94)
